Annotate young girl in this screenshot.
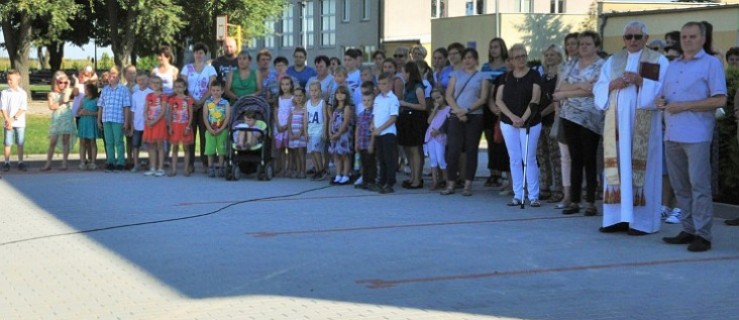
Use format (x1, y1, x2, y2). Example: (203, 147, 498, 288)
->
(288, 87, 308, 178)
(274, 77, 294, 177)
(168, 78, 194, 176)
(42, 71, 76, 171)
(328, 85, 355, 185)
(143, 76, 169, 177)
(77, 82, 100, 170)
(306, 81, 328, 180)
(425, 89, 451, 190)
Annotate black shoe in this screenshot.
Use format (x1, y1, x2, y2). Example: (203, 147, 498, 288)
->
(380, 185, 394, 194)
(584, 206, 598, 216)
(562, 204, 580, 215)
(724, 218, 739, 226)
(105, 164, 115, 172)
(401, 180, 411, 188)
(599, 222, 629, 233)
(687, 236, 711, 252)
(307, 168, 316, 175)
(2, 163, 9, 172)
(627, 228, 649, 236)
(366, 184, 382, 192)
(17, 162, 27, 171)
(662, 231, 696, 244)
(115, 165, 125, 171)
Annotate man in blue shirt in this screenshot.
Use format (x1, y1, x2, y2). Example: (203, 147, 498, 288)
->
(287, 47, 317, 89)
(659, 22, 727, 252)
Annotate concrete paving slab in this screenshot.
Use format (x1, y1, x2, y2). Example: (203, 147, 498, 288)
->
(1, 166, 738, 319)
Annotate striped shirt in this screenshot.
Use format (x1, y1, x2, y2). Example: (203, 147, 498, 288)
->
(356, 107, 373, 150)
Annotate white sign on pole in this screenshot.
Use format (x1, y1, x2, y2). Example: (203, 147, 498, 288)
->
(216, 16, 228, 41)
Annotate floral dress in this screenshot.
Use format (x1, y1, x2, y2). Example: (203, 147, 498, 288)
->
(328, 107, 353, 155)
(49, 88, 77, 137)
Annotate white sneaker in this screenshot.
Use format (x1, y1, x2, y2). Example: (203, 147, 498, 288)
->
(659, 205, 671, 220)
(144, 169, 156, 176)
(354, 176, 363, 185)
(154, 170, 166, 177)
(338, 175, 350, 184)
(333, 175, 341, 183)
(665, 208, 682, 224)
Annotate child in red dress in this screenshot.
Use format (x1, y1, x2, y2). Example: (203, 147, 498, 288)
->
(168, 78, 194, 176)
(142, 76, 169, 177)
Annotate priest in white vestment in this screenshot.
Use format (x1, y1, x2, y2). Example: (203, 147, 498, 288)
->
(593, 21, 669, 235)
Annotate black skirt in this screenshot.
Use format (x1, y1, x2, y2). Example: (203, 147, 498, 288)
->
(397, 109, 428, 147)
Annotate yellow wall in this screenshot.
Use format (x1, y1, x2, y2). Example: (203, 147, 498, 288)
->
(431, 13, 588, 63)
(598, 1, 712, 13)
(601, 6, 739, 54)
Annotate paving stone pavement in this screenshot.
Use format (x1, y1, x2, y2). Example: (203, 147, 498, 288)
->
(1, 165, 738, 319)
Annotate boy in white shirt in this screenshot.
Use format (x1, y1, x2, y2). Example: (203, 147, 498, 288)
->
(1, 70, 28, 172)
(372, 73, 399, 193)
(128, 73, 153, 172)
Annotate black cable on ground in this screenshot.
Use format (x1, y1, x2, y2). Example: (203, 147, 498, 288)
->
(0, 185, 334, 247)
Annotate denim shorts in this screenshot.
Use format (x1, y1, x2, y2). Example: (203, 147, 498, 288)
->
(131, 130, 144, 148)
(4, 127, 25, 146)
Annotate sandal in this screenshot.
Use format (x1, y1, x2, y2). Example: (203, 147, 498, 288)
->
(584, 205, 598, 216)
(507, 198, 522, 206)
(440, 187, 455, 195)
(547, 191, 564, 203)
(529, 199, 541, 207)
(462, 188, 472, 197)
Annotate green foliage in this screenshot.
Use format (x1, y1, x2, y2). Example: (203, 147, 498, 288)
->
(717, 67, 739, 204)
(99, 52, 114, 70)
(0, 0, 81, 40)
(135, 55, 158, 73)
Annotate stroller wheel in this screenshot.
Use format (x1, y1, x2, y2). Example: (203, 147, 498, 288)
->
(232, 165, 240, 181)
(265, 163, 273, 181)
(224, 164, 233, 181)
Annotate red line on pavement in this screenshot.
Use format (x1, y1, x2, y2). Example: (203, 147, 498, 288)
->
(247, 215, 582, 238)
(355, 255, 739, 289)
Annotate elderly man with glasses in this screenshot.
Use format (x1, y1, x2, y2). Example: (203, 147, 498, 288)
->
(593, 20, 669, 236)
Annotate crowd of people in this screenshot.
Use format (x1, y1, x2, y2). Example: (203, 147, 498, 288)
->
(2, 21, 738, 251)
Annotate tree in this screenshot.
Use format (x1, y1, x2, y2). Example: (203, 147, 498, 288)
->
(103, 0, 185, 67)
(177, 0, 287, 61)
(579, 0, 597, 32)
(0, 0, 80, 95)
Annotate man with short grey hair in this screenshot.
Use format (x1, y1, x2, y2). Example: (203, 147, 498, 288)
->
(593, 20, 669, 235)
(659, 21, 727, 252)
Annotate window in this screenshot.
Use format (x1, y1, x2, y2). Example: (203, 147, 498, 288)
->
(362, 0, 370, 20)
(342, 0, 350, 22)
(550, 0, 565, 13)
(431, 0, 447, 18)
(321, 0, 336, 46)
(281, 5, 294, 47)
(301, 0, 314, 47)
(518, 0, 532, 13)
(466, 0, 483, 15)
(264, 19, 276, 48)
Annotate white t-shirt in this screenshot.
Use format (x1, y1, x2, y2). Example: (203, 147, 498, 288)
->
(131, 87, 153, 131)
(72, 83, 86, 117)
(306, 98, 325, 137)
(0, 87, 28, 128)
(181, 64, 217, 101)
(372, 91, 399, 136)
(152, 65, 177, 95)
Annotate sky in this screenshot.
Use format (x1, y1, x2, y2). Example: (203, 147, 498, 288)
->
(0, 33, 113, 60)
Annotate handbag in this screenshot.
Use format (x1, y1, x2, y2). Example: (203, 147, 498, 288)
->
(550, 115, 561, 140)
(493, 119, 503, 143)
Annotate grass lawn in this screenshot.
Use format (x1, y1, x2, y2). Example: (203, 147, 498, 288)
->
(0, 84, 51, 92)
(8, 115, 201, 156)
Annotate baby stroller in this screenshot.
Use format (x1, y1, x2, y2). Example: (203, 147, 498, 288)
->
(224, 95, 273, 181)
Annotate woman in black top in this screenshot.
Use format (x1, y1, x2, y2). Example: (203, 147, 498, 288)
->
(397, 62, 428, 189)
(495, 44, 542, 207)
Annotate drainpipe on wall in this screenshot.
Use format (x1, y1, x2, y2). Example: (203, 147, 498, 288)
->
(379, 0, 385, 51)
(495, 0, 501, 38)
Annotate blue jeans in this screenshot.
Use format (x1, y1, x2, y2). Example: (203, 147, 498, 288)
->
(103, 122, 125, 165)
